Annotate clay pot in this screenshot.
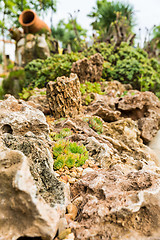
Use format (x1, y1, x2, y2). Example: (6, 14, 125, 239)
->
(19, 9, 51, 34)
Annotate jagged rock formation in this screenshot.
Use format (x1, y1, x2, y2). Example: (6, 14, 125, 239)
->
(2, 77, 160, 240)
(71, 53, 104, 83)
(16, 33, 50, 65)
(0, 95, 49, 137)
(47, 73, 81, 119)
(0, 96, 70, 240)
(117, 90, 160, 143)
(28, 88, 50, 115)
(71, 168, 160, 240)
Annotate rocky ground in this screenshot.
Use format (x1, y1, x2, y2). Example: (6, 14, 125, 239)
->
(1, 60, 160, 240)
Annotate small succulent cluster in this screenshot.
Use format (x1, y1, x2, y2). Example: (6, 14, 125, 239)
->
(85, 116, 103, 134)
(80, 81, 104, 95)
(50, 128, 72, 141)
(53, 140, 89, 170)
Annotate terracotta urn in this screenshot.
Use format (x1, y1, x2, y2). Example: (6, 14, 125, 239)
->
(19, 9, 51, 34)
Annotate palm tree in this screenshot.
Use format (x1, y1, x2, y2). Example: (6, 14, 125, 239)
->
(88, 0, 135, 41)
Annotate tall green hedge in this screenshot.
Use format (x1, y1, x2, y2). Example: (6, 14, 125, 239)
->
(24, 42, 160, 96)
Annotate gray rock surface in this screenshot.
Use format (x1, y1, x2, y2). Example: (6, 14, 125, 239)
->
(0, 96, 70, 240)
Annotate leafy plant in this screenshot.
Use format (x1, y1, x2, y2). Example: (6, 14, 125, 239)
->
(54, 155, 65, 170)
(0, 86, 4, 99)
(25, 53, 84, 88)
(52, 140, 88, 170)
(84, 42, 160, 96)
(80, 82, 104, 95)
(84, 94, 93, 105)
(19, 88, 34, 100)
(50, 128, 72, 141)
(88, 0, 135, 41)
(85, 116, 103, 134)
(52, 17, 87, 52)
(2, 69, 26, 97)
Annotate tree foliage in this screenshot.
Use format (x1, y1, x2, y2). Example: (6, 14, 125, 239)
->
(52, 17, 87, 52)
(88, 0, 135, 41)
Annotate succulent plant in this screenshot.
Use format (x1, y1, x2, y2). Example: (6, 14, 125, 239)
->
(53, 140, 88, 170)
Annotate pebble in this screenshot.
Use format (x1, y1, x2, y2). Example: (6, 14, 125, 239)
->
(82, 167, 95, 176)
(76, 167, 83, 173)
(68, 178, 76, 184)
(73, 196, 83, 207)
(82, 163, 88, 169)
(66, 203, 78, 220)
(64, 233, 75, 240)
(54, 172, 60, 177)
(70, 171, 77, 178)
(60, 175, 68, 183)
(58, 218, 68, 235)
(58, 228, 71, 240)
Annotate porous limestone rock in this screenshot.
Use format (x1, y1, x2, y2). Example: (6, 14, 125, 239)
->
(28, 88, 50, 115)
(117, 90, 160, 143)
(16, 33, 50, 65)
(51, 116, 159, 171)
(103, 118, 160, 169)
(71, 53, 104, 83)
(71, 168, 160, 240)
(0, 95, 49, 138)
(149, 130, 160, 166)
(47, 73, 81, 119)
(0, 96, 70, 240)
(103, 80, 132, 98)
(0, 149, 65, 240)
(86, 99, 121, 122)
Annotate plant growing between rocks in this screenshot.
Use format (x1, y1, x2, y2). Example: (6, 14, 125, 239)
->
(84, 116, 103, 134)
(24, 53, 84, 88)
(53, 140, 89, 170)
(84, 42, 160, 96)
(50, 128, 72, 141)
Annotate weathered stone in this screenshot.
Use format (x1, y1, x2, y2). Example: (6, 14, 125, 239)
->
(117, 91, 160, 143)
(0, 149, 66, 240)
(71, 168, 160, 240)
(26, 33, 35, 41)
(71, 53, 104, 83)
(0, 95, 49, 138)
(17, 33, 51, 65)
(28, 88, 50, 115)
(149, 130, 160, 166)
(0, 96, 70, 240)
(17, 37, 25, 48)
(103, 80, 132, 97)
(47, 73, 81, 119)
(36, 34, 50, 59)
(66, 203, 78, 220)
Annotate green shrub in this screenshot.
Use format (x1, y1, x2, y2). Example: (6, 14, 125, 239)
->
(2, 69, 26, 97)
(65, 153, 75, 169)
(53, 140, 88, 170)
(25, 53, 84, 88)
(19, 88, 34, 100)
(0, 86, 4, 99)
(84, 42, 160, 96)
(80, 81, 104, 95)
